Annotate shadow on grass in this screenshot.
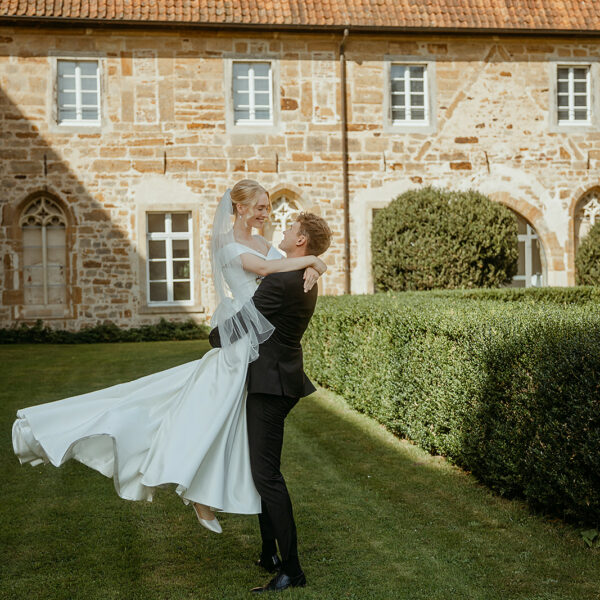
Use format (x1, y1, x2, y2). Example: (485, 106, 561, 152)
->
(1, 343, 599, 600)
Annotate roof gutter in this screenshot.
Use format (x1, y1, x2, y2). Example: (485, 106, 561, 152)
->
(2, 16, 600, 37)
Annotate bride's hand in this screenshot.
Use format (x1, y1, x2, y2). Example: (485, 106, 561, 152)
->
(303, 266, 320, 293)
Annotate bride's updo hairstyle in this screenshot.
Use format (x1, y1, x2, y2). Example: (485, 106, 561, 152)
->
(230, 179, 270, 218)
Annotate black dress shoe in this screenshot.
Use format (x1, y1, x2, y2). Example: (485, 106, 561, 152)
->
(255, 553, 282, 573)
(251, 570, 307, 593)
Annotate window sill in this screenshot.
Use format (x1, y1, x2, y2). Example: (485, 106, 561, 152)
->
(549, 121, 597, 133)
(383, 121, 436, 135)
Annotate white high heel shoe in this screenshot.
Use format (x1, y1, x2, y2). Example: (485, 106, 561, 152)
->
(193, 503, 222, 534)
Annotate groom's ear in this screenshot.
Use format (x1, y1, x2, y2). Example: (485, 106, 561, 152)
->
(296, 233, 308, 249)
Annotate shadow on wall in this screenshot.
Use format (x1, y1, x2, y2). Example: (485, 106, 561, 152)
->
(0, 84, 145, 329)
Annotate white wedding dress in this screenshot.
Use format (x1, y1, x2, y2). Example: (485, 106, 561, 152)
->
(12, 241, 283, 515)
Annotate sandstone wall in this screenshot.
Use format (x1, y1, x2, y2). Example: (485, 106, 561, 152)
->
(0, 27, 598, 327)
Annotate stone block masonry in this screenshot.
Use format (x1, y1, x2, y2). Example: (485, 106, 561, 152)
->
(0, 27, 599, 328)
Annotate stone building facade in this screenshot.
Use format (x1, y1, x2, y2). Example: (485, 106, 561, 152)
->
(1, 13, 600, 328)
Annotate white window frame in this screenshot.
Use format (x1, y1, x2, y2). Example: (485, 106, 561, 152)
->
(390, 63, 429, 125)
(556, 64, 591, 125)
(224, 57, 280, 134)
(231, 60, 274, 126)
(56, 59, 101, 127)
(146, 212, 194, 307)
(549, 60, 599, 133)
(511, 220, 546, 288)
(383, 56, 437, 134)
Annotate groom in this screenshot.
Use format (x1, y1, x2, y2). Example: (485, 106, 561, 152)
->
(210, 212, 332, 593)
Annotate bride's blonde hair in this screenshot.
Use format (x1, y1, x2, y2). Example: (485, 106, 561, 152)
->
(230, 180, 270, 217)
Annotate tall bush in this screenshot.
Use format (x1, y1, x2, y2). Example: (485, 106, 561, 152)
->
(304, 291, 600, 524)
(371, 187, 519, 291)
(576, 221, 600, 285)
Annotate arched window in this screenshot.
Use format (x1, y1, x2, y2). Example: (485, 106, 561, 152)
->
(509, 212, 546, 288)
(263, 194, 302, 247)
(575, 188, 600, 248)
(19, 196, 67, 305)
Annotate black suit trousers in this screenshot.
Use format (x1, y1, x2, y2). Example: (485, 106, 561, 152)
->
(246, 392, 302, 577)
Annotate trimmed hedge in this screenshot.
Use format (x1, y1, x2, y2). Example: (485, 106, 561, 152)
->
(0, 318, 210, 344)
(304, 290, 600, 524)
(371, 187, 519, 291)
(576, 221, 600, 286)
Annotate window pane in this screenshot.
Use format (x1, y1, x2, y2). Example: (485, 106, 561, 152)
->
(574, 81, 587, 93)
(58, 61, 76, 76)
(254, 92, 270, 107)
(58, 108, 77, 121)
(149, 261, 166, 280)
(516, 216, 527, 235)
(557, 67, 569, 79)
(147, 213, 165, 233)
(574, 109, 588, 120)
(233, 62, 250, 78)
(392, 108, 406, 121)
(557, 109, 569, 121)
(409, 66, 425, 78)
(82, 108, 99, 121)
(411, 94, 424, 107)
(574, 95, 587, 107)
(80, 61, 98, 76)
(172, 260, 190, 279)
(48, 285, 66, 305)
(391, 65, 407, 78)
(149, 282, 168, 302)
(234, 90, 249, 108)
(173, 281, 191, 301)
(81, 92, 98, 107)
(81, 77, 98, 91)
(255, 109, 271, 120)
(557, 81, 569, 93)
(47, 265, 66, 285)
(47, 246, 66, 264)
(253, 63, 270, 77)
(411, 109, 425, 120)
(391, 95, 406, 107)
(148, 240, 166, 259)
(58, 91, 76, 106)
(172, 239, 190, 258)
(574, 68, 588, 79)
(235, 109, 250, 121)
(557, 95, 569, 107)
(171, 213, 189, 232)
(233, 77, 249, 92)
(532, 239, 542, 274)
(411, 79, 424, 92)
(254, 78, 269, 92)
(517, 241, 526, 274)
(391, 80, 405, 93)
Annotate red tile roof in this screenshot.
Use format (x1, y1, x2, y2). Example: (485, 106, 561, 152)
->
(0, 0, 598, 33)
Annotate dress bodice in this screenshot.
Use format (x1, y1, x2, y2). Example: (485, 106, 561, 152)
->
(224, 240, 283, 300)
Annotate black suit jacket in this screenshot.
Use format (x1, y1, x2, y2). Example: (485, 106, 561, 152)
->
(209, 270, 317, 398)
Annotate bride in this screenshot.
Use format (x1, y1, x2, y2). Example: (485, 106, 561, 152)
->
(12, 179, 326, 533)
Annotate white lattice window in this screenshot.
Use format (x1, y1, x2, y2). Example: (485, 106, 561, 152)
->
(509, 214, 545, 288)
(390, 64, 429, 124)
(263, 196, 302, 248)
(57, 60, 101, 125)
(20, 197, 67, 305)
(146, 212, 193, 305)
(232, 61, 273, 125)
(575, 189, 600, 246)
(557, 65, 591, 124)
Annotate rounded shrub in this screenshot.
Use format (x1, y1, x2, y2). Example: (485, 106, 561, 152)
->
(371, 187, 519, 291)
(576, 221, 600, 285)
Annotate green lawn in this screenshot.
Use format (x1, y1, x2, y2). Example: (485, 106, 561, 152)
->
(1, 342, 599, 600)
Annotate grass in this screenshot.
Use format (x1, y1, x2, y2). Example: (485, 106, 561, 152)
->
(1, 342, 599, 600)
